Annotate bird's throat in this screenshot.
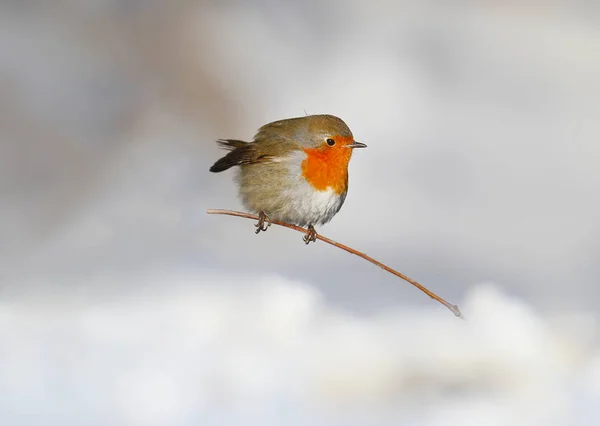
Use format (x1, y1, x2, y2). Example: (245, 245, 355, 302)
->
(301, 146, 351, 194)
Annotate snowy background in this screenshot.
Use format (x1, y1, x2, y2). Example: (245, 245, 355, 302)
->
(1, 1, 600, 425)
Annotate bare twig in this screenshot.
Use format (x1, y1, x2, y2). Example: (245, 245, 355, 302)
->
(206, 209, 463, 318)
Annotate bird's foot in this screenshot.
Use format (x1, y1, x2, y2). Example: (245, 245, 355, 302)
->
(254, 211, 271, 234)
(303, 225, 318, 244)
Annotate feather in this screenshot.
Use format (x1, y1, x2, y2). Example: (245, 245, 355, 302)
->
(210, 139, 260, 172)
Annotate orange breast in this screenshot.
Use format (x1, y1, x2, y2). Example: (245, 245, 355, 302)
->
(301, 137, 353, 194)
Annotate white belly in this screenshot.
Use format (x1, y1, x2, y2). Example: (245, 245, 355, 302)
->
(277, 183, 347, 227)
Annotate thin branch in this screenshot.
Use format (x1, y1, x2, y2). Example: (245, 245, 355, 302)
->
(207, 209, 463, 318)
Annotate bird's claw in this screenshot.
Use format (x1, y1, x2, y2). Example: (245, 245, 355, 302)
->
(254, 211, 271, 234)
(303, 225, 318, 244)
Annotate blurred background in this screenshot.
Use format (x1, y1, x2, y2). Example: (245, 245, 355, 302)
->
(1, 1, 600, 425)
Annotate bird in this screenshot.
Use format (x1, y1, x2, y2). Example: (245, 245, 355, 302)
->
(209, 114, 366, 244)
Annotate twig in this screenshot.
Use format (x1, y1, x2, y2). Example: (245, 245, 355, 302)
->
(206, 209, 463, 318)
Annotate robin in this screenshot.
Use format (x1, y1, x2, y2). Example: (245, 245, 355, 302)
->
(209, 114, 366, 244)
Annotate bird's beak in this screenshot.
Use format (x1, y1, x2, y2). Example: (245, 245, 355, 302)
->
(347, 141, 367, 149)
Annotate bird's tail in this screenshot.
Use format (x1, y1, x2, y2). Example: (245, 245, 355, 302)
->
(209, 139, 257, 172)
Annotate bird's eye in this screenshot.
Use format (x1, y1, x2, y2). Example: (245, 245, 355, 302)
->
(326, 138, 336, 146)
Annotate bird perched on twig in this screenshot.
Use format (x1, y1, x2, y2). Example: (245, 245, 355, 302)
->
(209, 114, 366, 243)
